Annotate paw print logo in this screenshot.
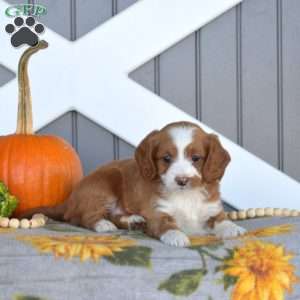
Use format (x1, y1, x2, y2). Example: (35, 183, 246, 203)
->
(5, 16, 45, 47)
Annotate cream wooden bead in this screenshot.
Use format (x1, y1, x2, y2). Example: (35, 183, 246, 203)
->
(0, 217, 9, 227)
(265, 207, 274, 216)
(30, 219, 40, 228)
(274, 208, 283, 216)
(246, 208, 256, 218)
(35, 218, 46, 226)
(9, 218, 20, 229)
(291, 210, 299, 217)
(237, 210, 247, 220)
(255, 208, 265, 217)
(32, 213, 48, 222)
(20, 219, 30, 229)
(30, 218, 45, 228)
(228, 211, 238, 220)
(282, 208, 291, 217)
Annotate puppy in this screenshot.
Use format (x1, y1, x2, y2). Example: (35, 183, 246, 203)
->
(23, 121, 246, 247)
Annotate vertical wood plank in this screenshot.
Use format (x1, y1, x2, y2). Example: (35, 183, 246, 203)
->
(200, 8, 238, 141)
(118, 139, 135, 159)
(276, 0, 284, 170)
(129, 60, 155, 92)
(282, 0, 300, 181)
(159, 34, 196, 117)
(0, 65, 15, 87)
(37, 112, 73, 146)
(236, 4, 243, 145)
(195, 30, 201, 120)
(37, 0, 72, 40)
(77, 114, 114, 175)
(117, 0, 137, 13)
(241, 0, 278, 167)
(75, 0, 113, 39)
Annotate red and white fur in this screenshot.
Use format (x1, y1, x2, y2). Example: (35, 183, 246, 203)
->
(22, 121, 246, 247)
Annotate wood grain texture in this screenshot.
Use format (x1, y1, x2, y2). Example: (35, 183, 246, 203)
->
(130, 60, 155, 92)
(241, 0, 278, 167)
(0, 65, 15, 87)
(75, 0, 113, 39)
(37, 0, 72, 40)
(117, 0, 137, 12)
(37, 112, 73, 146)
(118, 139, 135, 159)
(200, 7, 238, 142)
(282, 0, 300, 180)
(159, 34, 196, 117)
(77, 113, 114, 175)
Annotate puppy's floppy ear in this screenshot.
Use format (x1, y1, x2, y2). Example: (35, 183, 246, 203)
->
(202, 134, 231, 183)
(135, 130, 159, 180)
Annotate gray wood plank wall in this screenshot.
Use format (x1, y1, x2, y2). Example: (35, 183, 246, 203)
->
(1, 0, 300, 185)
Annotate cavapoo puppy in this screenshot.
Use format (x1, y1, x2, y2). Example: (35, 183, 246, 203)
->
(22, 121, 246, 247)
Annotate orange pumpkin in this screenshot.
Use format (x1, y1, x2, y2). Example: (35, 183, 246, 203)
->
(0, 41, 83, 216)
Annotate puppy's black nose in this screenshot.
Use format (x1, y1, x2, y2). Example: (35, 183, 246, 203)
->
(175, 176, 189, 187)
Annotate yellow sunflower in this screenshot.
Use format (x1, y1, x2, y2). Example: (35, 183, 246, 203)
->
(18, 235, 137, 262)
(222, 240, 299, 300)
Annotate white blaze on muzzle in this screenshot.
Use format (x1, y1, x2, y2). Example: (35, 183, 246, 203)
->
(161, 126, 201, 191)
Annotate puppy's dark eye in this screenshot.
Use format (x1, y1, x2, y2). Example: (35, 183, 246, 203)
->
(163, 154, 172, 164)
(191, 155, 202, 162)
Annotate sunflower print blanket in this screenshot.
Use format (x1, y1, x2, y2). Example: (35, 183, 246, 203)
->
(0, 217, 299, 300)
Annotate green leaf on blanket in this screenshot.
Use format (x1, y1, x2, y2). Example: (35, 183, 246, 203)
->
(216, 274, 238, 291)
(45, 224, 88, 233)
(189, 243, 223, 252)
(223, 274, 238, 290)
(13, 295, 47, 300)
(204, 242, 224, 250)
(225, 248, 235, 260)
(105, 246, 152, 268)
(158, 269, 206, 296)
(123, 231, 152, 240)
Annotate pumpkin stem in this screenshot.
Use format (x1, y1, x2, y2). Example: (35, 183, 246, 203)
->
(16, 40, 48, 135)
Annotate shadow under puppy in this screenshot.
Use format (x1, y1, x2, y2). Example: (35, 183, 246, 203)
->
(22, 121, 246, 247)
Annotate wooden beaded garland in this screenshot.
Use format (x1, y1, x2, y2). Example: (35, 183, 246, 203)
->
(225, 207, 300, 220)
(0, 208, 299, 228)
(246, 208, 256, 218)
(0, 214, 47, 229)
(20, 219, 30, 229)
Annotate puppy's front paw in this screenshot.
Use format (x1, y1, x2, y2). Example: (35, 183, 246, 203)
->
(94, 219, 118, 232)
(160, 229, 191, 247)
(120, 214, 145, 230)
(214, 220, 246, 239)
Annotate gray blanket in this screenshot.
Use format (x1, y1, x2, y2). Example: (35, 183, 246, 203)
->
(1, 217, 299, 300)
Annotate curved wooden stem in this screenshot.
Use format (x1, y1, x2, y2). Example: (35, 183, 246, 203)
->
(16, 40, 48, 134)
